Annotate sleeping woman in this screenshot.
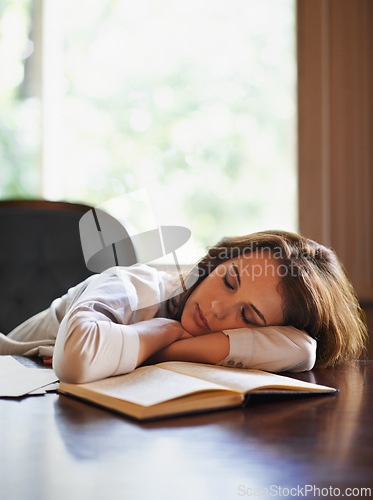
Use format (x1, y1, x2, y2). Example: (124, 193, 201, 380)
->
(0, 230, 367, 383)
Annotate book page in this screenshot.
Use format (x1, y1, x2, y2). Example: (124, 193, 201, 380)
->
(0, 356, 59, 397)
(75, 365, 233, 407)
(156, 362, 336, 394)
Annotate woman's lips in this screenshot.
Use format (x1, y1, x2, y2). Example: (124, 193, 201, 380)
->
(194, 304, 210, 330)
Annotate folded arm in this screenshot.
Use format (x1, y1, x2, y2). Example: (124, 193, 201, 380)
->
(146, 331, 230, 365)
(53, 267, 191, 384)
(53, 305, 189, 384)
(146, 326, 317, 373)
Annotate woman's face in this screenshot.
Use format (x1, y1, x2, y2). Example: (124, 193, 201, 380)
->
(181, 252, 285, 336)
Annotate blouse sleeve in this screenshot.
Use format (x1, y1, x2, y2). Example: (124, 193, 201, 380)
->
(53, 266, 161, 384)
(217, 326, 317, 372)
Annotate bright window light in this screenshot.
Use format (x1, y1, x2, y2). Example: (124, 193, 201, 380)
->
(1, 0, 297, 259)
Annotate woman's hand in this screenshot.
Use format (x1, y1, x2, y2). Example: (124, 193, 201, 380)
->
(145, 331, 230, 365)
(133, 318, 193, 367)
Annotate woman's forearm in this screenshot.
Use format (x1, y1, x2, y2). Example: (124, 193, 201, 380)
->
(146, 331, 230, 365)
(134, 318, 190, 367)
(54, 314, 188, 383)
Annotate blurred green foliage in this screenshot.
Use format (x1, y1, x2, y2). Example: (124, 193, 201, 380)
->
(0, 0, 296, 256)
(0, 0, 40, 197)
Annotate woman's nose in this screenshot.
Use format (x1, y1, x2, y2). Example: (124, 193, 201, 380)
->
(211, 299, 231, 319)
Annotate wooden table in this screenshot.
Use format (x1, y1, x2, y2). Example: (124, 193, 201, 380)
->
(1, 360, 372, 500)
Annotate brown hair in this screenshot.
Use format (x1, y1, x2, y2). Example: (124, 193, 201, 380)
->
(170, 230, 368, 368)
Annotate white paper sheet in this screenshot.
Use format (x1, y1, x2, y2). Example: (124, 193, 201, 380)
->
(0, 356, 59, 397)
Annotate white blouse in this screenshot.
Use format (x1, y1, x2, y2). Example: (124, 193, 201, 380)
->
(1, 264, 316, 383)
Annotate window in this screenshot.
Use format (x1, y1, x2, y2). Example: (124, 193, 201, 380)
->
(1, 0, 296, 259)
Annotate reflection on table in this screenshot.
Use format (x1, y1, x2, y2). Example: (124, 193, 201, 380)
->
(0, 361, 372, 500)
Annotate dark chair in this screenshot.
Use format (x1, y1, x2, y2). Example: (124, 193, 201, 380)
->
(0, 200, 95, 334)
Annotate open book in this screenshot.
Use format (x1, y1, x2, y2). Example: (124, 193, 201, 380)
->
(58, 362, 337, 420)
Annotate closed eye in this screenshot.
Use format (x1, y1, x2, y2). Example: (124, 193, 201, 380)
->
(241, 307, 253, 325)
(223, 274, 252, 324)
(223, 274, 234, 290)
